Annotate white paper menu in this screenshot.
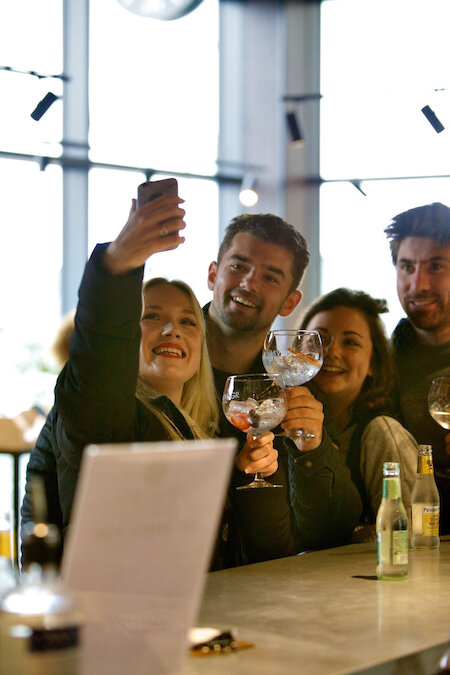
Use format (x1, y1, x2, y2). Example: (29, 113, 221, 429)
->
(61, 438, 237, 675)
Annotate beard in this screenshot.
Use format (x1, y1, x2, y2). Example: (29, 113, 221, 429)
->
(404, 295, 448, 332)
(213, 291, 276, 335)
(220, 304, 270, 333)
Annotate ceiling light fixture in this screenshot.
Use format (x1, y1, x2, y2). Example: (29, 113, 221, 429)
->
(350, 180, 366, 197)
(239, 175, 259, 208)
(116, 0, 204, 20)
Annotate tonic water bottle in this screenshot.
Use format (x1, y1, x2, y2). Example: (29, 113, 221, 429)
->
(376, 462, 408, 580)
(411, 444, 440, 550)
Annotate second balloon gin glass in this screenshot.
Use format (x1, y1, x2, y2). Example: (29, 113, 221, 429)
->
(263, 329, 323, 440)
(222, 373, 288, 489)
(428, 375, 450, 430)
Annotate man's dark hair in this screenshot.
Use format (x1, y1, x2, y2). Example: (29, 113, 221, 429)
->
(300, 287, 394, 417)
(384, 202, 450, 264)
(217, 213, 310, 292)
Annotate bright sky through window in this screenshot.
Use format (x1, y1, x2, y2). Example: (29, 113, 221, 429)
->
(320, 0, 450, 334)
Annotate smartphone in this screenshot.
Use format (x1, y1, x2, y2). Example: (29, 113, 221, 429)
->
(137, 178, 178, 209)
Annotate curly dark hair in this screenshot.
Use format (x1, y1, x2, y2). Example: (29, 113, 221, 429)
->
(217, 213, 310, 292)
(384, 202, 450, 264)
(299, 287, 394, 419)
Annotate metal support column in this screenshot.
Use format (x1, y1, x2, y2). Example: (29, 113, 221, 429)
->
(62, 0, 90, 314)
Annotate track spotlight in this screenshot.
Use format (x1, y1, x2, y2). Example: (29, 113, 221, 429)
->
(239, 176, 259, 208)
(286, 111, 304, 147)
(350, 180, 366, 197)
(421, 105, 445, 134)
(31, 92, 59, 121)
(39, 157, 49, 172)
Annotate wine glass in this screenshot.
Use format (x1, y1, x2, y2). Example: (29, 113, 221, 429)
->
(222, 373, 288, 489)
(263, 329, 323, 440)
(428, 376, 450, 430)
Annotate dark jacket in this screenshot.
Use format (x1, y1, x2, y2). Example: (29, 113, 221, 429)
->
(203, 303, 363, 567)
(391, 317, 450, 470)
(22, 244, 193, 564)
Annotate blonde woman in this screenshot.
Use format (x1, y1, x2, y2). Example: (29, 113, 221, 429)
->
(135, 276, 218, 440)
(24, 191, 221, 559)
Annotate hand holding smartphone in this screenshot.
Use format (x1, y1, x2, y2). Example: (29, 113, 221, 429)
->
(103, 178, 183, 275)
(137, 178, 178, 209)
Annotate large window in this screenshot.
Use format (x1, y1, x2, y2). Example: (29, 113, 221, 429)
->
(0, 1, 63, 158)
(88, 0, 219, 305)
(0, 0, 219, 529)
(0, 0, 63, 550)
(89, 0, 219, 175)
(0, 1, 63, 416)
(88, 170, 219, 306)
(320, 0, 450, 333)
(0, 0, 219, 416)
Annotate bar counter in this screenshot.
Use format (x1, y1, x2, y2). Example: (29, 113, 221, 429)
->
(183, 538, 450, 674)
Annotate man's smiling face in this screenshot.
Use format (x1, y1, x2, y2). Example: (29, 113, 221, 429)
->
(396, 236, 450, 342)
(208, 232, 300, 334)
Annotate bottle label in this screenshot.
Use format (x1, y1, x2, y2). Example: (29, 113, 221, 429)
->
(382, 477, 401, 500)
(377, 530, 408, 566)
(391, 530, 409, 564)
(421, 506, 440, 536)
(417, 456, 433, 474)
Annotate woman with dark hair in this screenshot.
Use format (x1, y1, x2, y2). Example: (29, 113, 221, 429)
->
(300, 288, 418, 539)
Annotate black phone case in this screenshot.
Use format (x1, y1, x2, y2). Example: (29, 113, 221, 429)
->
(137, 178, 178, 209)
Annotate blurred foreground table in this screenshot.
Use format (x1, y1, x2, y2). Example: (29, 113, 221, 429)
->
(183, 538, 450, 675)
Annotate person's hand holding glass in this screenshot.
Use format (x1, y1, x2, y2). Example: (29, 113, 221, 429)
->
(222, 374, 287, 489)
(263, 329, 324, 442)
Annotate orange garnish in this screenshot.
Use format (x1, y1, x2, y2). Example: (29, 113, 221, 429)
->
(230, 415, 251, 432)
(288, 347, 321, 367)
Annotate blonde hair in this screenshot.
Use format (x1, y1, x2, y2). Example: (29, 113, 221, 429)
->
(137, 278, 219, 439)
(51, 309, 76, 368)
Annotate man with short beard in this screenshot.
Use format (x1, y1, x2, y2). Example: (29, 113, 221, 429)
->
(385, 202, 450, 534)
(204, 213, 362, 569)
